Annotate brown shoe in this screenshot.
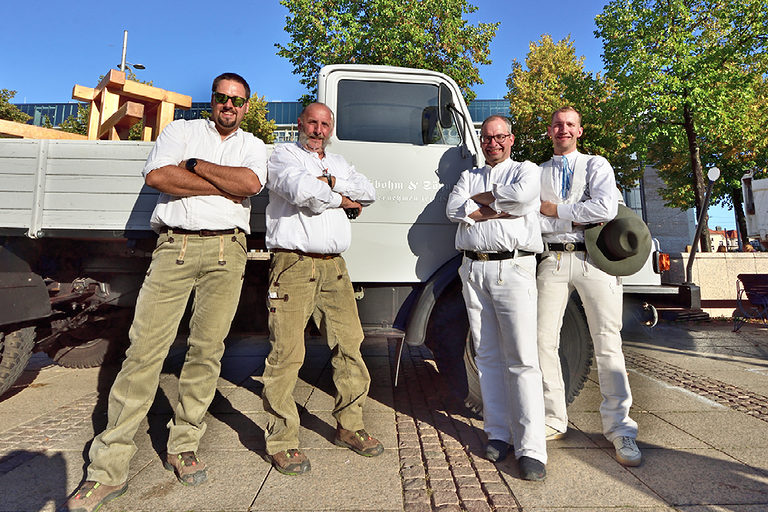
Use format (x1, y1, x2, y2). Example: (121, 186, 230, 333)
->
(334, 427, 384, 457)
(270, 449, 311, 475)
(65, 480, 127, 512)
(164, 451, 207, 486)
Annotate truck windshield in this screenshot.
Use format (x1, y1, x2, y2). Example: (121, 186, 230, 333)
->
(336, 79, 461, 146)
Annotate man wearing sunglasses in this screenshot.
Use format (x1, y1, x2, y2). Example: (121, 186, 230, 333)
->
(446, 115, 547, 481)
(261, 102, 380, 476)
(67, 73, 267, 512)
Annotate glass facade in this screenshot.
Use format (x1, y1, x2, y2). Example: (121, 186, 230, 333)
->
(13, 99, 508, 129)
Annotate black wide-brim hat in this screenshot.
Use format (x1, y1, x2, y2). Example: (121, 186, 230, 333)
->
(585, 205, 652, 276)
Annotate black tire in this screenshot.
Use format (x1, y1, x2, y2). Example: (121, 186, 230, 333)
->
(46, 310, 130, 368)
(0, 327, 35, 397)
(428, 281, 593, 415)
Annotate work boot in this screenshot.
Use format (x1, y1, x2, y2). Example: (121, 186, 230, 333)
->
(164, 451, 208, 486)
(334, 427, 384, 457)
(269, 449, 311, 475)
(65, 480, 127, 512)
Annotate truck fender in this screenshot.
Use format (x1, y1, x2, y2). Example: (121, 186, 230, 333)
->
(0, 246, 51, 327)
(400, 253, 462, 347)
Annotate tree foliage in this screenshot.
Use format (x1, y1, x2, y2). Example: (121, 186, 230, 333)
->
(277, 0, 498, 102)
(59, 104, 90, 135)
(240, 94, 277, 143)
(596, 0, 768, 250)
(0, 89, 32, 124)
(506, 35, 636, 186)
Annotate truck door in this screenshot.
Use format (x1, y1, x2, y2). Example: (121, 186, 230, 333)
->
(319, 66, 478, 283)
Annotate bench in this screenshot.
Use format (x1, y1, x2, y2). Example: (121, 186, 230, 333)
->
(733, 273, 768, 331)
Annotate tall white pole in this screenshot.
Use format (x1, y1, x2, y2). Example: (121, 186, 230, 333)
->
(120, 30, 128, 71)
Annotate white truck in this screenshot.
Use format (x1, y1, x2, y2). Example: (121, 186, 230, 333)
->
(0, 65, 695, 408)
(742, 171, 768, 250)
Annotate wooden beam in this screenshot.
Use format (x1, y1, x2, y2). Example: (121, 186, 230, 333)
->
(97, 102, 144, 139)
(121, 80, 192, 109)
(95, 69, 126, 93)
(153, 101, 176, 139)
(0, 119, 87, 140)
(72, 84, 97, 102)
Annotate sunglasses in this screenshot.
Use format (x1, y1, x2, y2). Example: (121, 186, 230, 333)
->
(212, 92, 247, 108)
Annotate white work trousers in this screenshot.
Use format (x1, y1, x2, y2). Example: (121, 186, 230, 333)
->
(459, 255, 547, 463)
(536, 250, 638, 441)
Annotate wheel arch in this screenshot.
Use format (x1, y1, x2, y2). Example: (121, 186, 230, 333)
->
(399, 254, 462, 347)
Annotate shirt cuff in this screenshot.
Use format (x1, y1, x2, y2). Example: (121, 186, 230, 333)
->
(329, 192, 343, 209)
(556, 203, 575, 222)
(331, 176, 349, 194)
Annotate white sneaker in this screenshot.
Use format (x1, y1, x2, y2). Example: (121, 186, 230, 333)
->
(613, 436, 642, 466)
(545, 425, 566, 441)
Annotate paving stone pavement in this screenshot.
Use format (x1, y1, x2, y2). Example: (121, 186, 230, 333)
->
(0, 320, 768, 511)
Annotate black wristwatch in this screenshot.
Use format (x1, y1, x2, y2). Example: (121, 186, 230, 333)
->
(186, 158, 198, 173)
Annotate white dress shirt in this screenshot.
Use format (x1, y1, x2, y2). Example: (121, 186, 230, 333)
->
(143, 119, 268, 233)
(446, 158, 543, 253)
(539, 150, 620, 243)
(265, 142, 375, 254)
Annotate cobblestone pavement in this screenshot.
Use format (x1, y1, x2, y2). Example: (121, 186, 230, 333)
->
(1, 320, 767, 511)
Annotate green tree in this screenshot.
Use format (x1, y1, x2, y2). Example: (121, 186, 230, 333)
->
(0, 89, 32, 124)
(277, 0, 498, 102)
(506, 35, 636, 186)
(240, 94, 277, 143)
(59, 104, 90, 135)
(595, 0, 768, 251)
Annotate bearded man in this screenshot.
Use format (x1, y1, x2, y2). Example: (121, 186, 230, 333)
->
(261, 102, 381, 475)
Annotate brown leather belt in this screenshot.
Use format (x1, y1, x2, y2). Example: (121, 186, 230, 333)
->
(545, 242, 586, 252)
(272, 248, 340, 260)
(159, 227, 238, 237)
(463, 249, 535, 261)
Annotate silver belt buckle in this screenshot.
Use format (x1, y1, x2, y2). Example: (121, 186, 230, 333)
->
(477, 252, 489, 261)
(564, 242, 576, 252)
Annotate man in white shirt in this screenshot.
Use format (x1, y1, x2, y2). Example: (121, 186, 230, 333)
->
(446, 115, 547, 481)
(67, 73, 267, 512)
(537, 106, 641, 467)
(262, 102, 381, 476)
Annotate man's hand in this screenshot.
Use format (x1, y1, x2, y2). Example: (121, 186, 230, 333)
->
(471, 191, 495, 206)
(540, 200, 559, 218)
(468, 206, 511, 221)
(340, 195, 362, 217)
(316, 175, 336, 188)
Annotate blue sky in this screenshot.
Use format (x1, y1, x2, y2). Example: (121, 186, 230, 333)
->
(1, 0, 736, 228)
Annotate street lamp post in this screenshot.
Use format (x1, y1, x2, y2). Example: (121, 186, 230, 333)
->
(119, 30, 145, 73)
(685, 167, 721, 285)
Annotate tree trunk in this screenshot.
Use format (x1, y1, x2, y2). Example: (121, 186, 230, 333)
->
(683, 103, 711, 252)
(731, 187, 749, 249)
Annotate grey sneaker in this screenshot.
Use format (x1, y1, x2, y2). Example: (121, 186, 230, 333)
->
(545, 425, 566, 441)
(485, 439, 509, 462)
(518, 456, 547, 481)
(613, 436, 642, 466)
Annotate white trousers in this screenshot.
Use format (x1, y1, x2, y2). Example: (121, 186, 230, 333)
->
(536, 251, 637, 441)
(459, 255, 547, 463)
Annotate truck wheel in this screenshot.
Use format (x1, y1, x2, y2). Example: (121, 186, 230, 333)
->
(428, 281, 593, 415)
(46, 311, 130, 368)
(0, 327, 35, 397)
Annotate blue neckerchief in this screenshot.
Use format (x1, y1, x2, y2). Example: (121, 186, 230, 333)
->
(561, 155, 573, 199)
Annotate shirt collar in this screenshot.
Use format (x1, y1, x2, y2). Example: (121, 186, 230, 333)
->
(555, 150, 579, 167)
(205, 119, 241, 141)
(295, 141, 325, 160)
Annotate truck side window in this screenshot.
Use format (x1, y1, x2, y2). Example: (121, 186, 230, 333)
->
(336, 79, 461, 146)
